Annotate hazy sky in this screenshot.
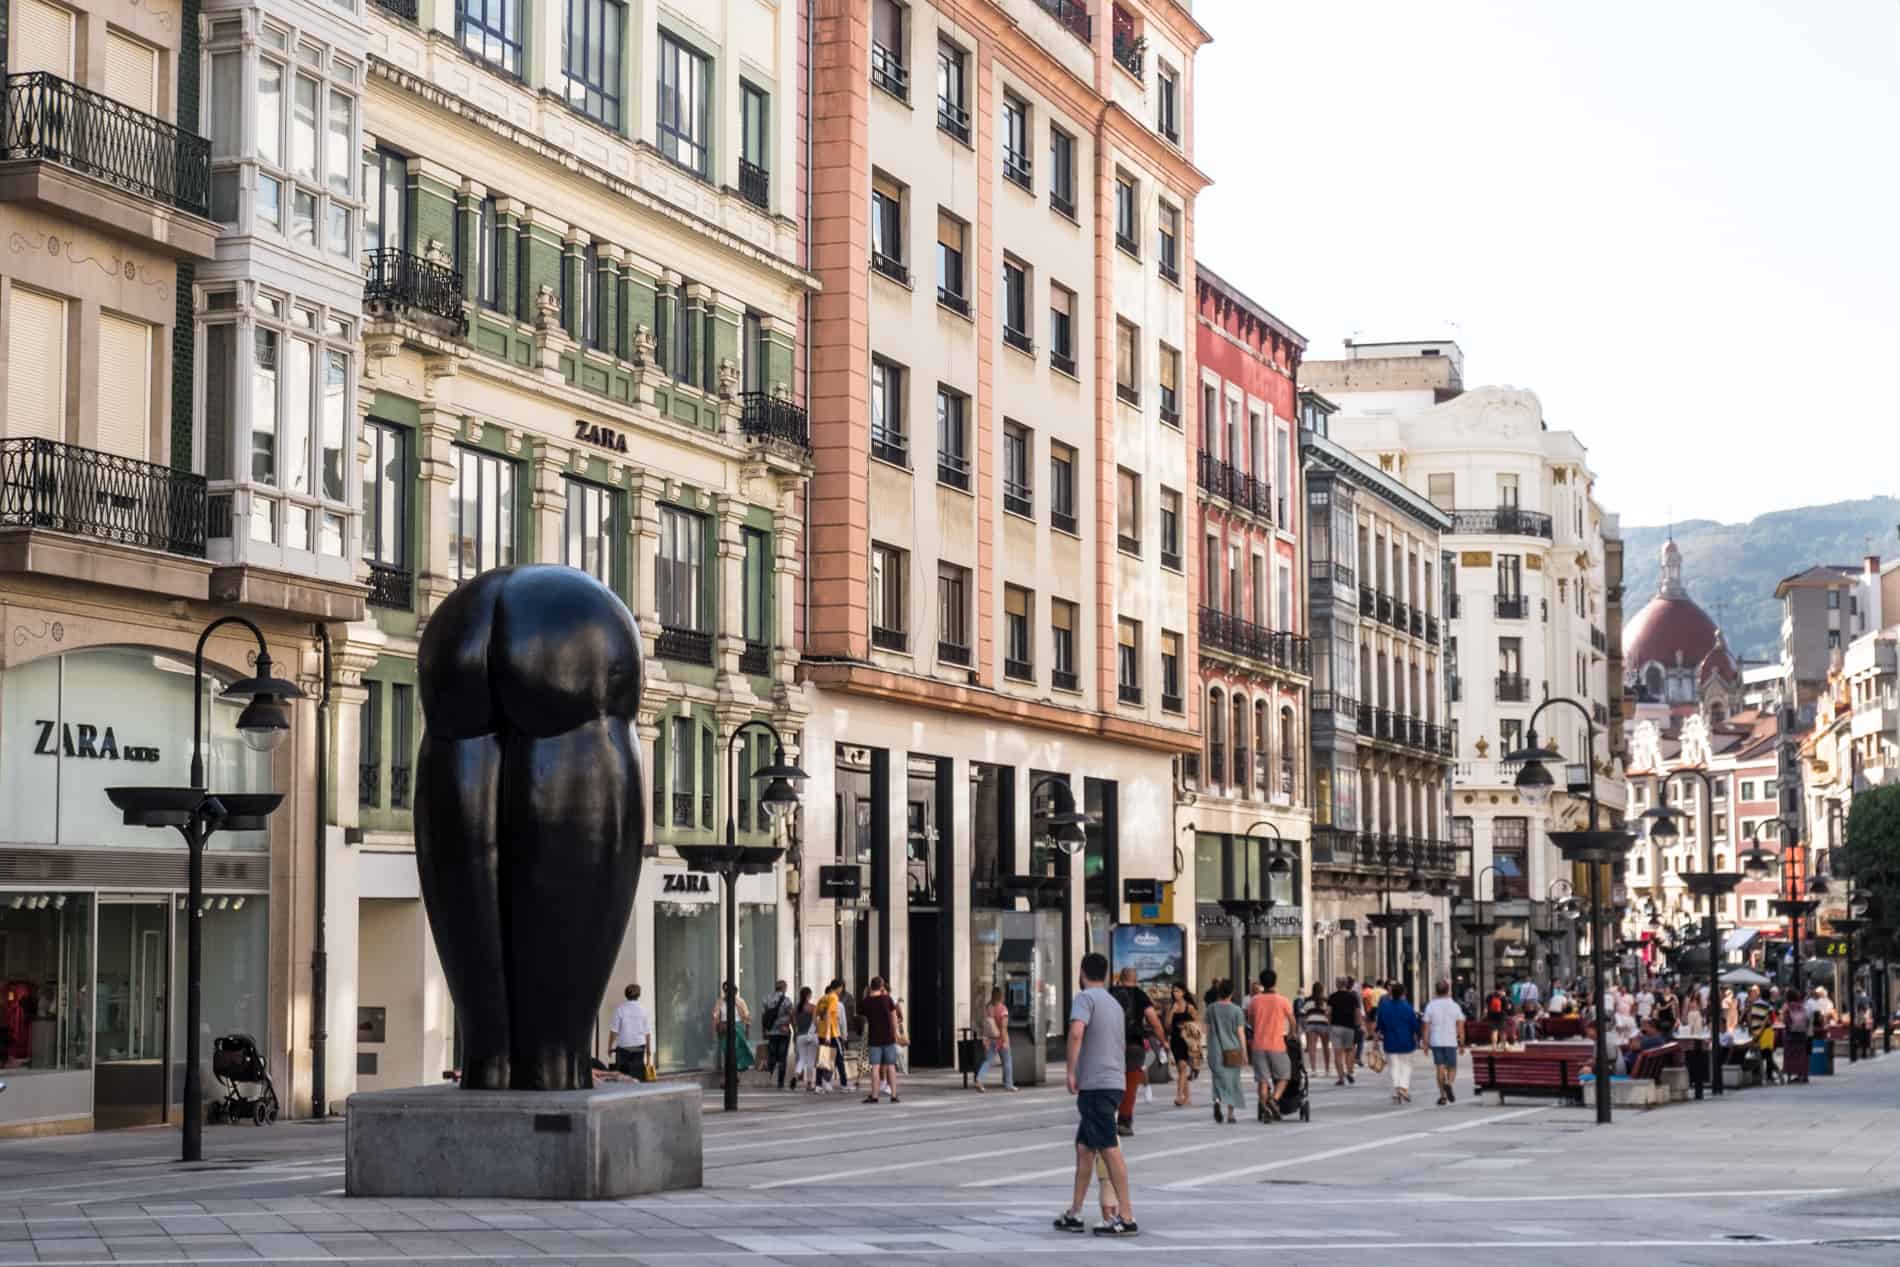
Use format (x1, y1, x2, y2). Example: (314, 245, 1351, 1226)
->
(1193, 0, 1900, 527)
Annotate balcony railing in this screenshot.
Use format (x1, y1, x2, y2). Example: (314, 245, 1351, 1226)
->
(1591, 625, 1608, 652)
(0, 438, 207, 557)
(1051, 350, 1077, 377)
(366, 561, 413, 610)
(390, 763, 412, 810)
(1053, 667, 1079, 692)
(1311, 690, 1358, 718)
(1115, 380, 1140, 405)
(871, 425, 909, 468)
(359, 763, 379, 807)
(872, 625, 909, 653)
(658, 626, 713, 666)
(1198, 607, 1311, 675)
(1448, 507, 1554, 539)
(937, 96, 972, 143)
(938, 454, 971, 492)
(739, 392, 810, 456)
(1426, 615, 1441, 645)
(371, 0, 418, 18)
(1003, 148, 1033, 190)
(1496, 673, 1531, 702)
(1118, 682, 1143, 705)
(364, 248, 469, 335)
(1360, 584, 1376, 617)
(1495, 594, 1528, 620)
(1116, 532, 1140, 555)
(1005, 657, 1034, 682)
(871, 250, 909, 285)
(1003, 325, 1034, 356)
(939, 640, 971, 668)
(1004, 479, 1033, 517)
(1378, 594, 1394, 626)
(671, 793, 697, 826)
(1033, 0, 1094, 44)
(1410, 608, 1425, 638)
(1162, 692, 1183, 714)
(938, 286, 971, 317)
(2, 71, 211, 216)
(740, 640, 770, 676)
(1112, 27, 1146, 79)
(871, 44, 909, 101)
(1195, 452, 1271, 520)
(1051, 507, 1078, 535)
(737, 157, 769, 209)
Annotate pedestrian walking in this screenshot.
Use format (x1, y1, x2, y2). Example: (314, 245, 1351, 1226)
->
(1165, 982, 1200, 1106)
(974, 987, 1017, 1092)
(1745, 987, 1777, 1083)
(760, 979, 793, 1089)
(791, 986, 819, 1090)
(1327, 976, 1362, 1085)
(1422, 980, 1466, 1106)
(1783, 990, 1811, 1084)
(1110, 968, 1167, 1136)
(610, 983, 652, 1079)
(712, 982, 753, 1073)
(858, 976, 904, 1103)
(1374, 982, 1422, 1104)
(1245, 969, 1297, 1122)
(1301, 981, 1333, 1077)
(814, 979, 847, 1093)
(1851, 983, 1875, 1061)
(1054, 952, 1138, 1238)
(1202, 979, 1246, 1124)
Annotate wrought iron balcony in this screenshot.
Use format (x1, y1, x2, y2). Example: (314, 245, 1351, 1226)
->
(1410, 608, 1425, 638)
(740, 640, 770, 676)
(1360, 584, 1375, 617)
(740, 392, 811, 457)
(1115, 229, 1140, 257)
(0, 438, 207, 557)
(1003, 148, 1033, 191)
(1198, 607, 1309, 675)
(738, 157, 769, 209)
(937, 96, 972, 144)
(658, 626, 713, 665)
(1051, 350, 1077, 377)
(872, 250, 909, 285)
(1004, 479, 1032, 517)
(1112, 26, 1146, 79)
(1051, 507, 1078, 535)
(2, 71, 211, 215)
(364, 248, 468, 336)
(872, 625, 909, 653)
(366, 561, 413, 610)
(671, 793, 696, 826)
(372, 0, 419, 18)
(1162, 692, 1183, 714)
(1495, 594, 1528, 620)
(1372, 708, 1392, 741)
(1496, 673, 1531, 702)
(871, 425, 909, 468)
(1392, 599, 1408, 630)
(1003, 325, 1034, 356)
(1118, 682, 1142, 705)
(1052, 667, 1079, 692)
(1006, 657, 1034, 682)
(390, 763, 412, 810)
(871, 44, 909, 101)
(939, 640, 971, 667)
(1378, 593, 1394, 626)
(1591, 625, 1608, 652)
(938, 286, 971, 317)
(1426, 615, 1441, 645)
(1448, 507, 1554, 539)
(938, 454, 971, 492)
(359, 762, 379, 807)
(1034, 0, 1094, 44)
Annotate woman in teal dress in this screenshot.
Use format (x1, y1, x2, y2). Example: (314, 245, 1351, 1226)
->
(1204, 979, 1246, 1124)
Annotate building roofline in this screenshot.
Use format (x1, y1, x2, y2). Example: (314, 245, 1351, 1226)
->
(1194, 264, 1306, 350)
(1302, 431, 1451, 531)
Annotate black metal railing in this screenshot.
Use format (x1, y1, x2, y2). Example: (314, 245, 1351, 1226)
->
(872, 250, 909, 285)
(367, 561, 413, 610)
(1195, 452, 1271, 519)
(390, 763, 412, 810)
(1198, 607, 1311, 674)
(1495, 594, 1528, 620)
(1034, 0, 1093, 44)
(1372, 708, 1392, 741)
(1113, 29, 1146, 79)
(2, 71, 211, 216)
(1115, 230, 1139, 257)
(871, 425, 909, 468)
(1004, 479, 1033, 517)
(1357, 701, 1374, 733)
(658, 626, 713, 665)
(1003, 148, 1032, 190)
(937, 96, 971, 143)
(1003, 325, 1034, 355)
(372, 0, 419, 18)
(364, 248, 469, 335)
(1410, 608, 1424, 638)
(1311, 690, 1357, 718)
(1378, 593, 1394, 626)
(1051, 349, 1077, 377)
(1360, 584, 1375, 617)
(1591, 625, 1608, 652)
(1117, 532, 1140, 555)
(359, 763, 380, 807)
(740, 640, 770, 676)
(1426, 615, 1440, 645)
(1118, 682, 1142, 705)
(1496, 673, 1530, 702)
(0, 438, 207, 557)
(1448, 507, 1553, 538)
(740, 392, 810, 455)
(1052, 508, 1078, 535)
(1448, 593, 1461, 619)
(738, 157, 769, 209)
(1053, 667, 1079, 692)
(939, 640, 971, 667)
(1158, 256, 1180, 285)
(1162, 692, 1183, 714)
(1116, 380, 1140, 405)
(671, 793, 696, 825)
(1051, 188, 1077, 220)
(1161, 548, 1182, 571)
(938, 286, 971, 317)
(938, 453, 971, 491)
(1393, 599, 1409, 630)
(1005, 657, 1034, 682)
(871, 44, 909, 100)
(872, 626, 909, 653)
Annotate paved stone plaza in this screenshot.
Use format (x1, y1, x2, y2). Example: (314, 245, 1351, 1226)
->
(2, 1052, 1899, 1264)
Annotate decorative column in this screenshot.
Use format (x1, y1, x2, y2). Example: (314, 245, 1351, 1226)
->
(597, 242, 624, 360)
(412, 405, 465, 622)
(454, 179, 487, 305)
(712, 495, 748, 682)
(629, 471, 668, 677)
(528, 440, 573, 567)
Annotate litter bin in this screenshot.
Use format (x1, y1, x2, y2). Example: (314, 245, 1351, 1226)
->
(1810, 1037, 1834, 1077)
(957, 1028, 983, 1088)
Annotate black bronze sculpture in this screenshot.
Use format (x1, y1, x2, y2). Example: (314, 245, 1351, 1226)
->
(414, 565, 645, 1091)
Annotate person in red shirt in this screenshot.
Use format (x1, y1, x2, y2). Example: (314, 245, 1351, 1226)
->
(1244, 970, 1297, 1121)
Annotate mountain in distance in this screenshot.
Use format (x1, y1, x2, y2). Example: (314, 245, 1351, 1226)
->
(1618, 497, 1900, 664)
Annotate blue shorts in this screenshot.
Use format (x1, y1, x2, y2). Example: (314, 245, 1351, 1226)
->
(868, 1043, 901, 1066)
(1076, 1089, 1121, 1151)
(1431, 1046, 1459, 1069)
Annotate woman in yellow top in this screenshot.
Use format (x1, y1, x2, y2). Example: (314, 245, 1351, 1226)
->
(814, 980, 848, 1093)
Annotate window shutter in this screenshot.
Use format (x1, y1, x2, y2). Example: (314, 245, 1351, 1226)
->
(96, 313, 152, 461)
(13, 0, 75, 77)
(103, 30, 159, 114)
(5, 288, 68, 441)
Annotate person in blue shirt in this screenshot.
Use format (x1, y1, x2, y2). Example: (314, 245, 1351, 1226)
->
(1373, 983, 1423, 1105)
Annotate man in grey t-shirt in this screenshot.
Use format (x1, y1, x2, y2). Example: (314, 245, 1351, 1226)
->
(1055, 952, 1138, 1238)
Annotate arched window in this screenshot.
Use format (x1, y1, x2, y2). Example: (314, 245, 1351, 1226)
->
(1254, 699, 1269, 801)
(1232, 693, 1250, 795)
(1207, 688, 1226, 789)
(1279, 706, 1296, 803)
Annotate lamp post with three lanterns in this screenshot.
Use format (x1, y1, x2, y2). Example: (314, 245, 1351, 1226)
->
(1640, 766, 1733, 1097)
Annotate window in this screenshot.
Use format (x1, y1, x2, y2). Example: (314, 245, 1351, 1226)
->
(1002, 94, 1031, 189)
(1117, 618, 1141, 704)
(449, 446, 517, 580)
(1158, 344, 1180, 423)
(936, 40, 970, 142)
(936, 385, 969, 489)
(1828, 629, 1841, 649)
(1497, 472, 1519, 508)
(871, 357, 908, 465)
(245, 43, 354, 257)
(741, 527, 772, 654)
(871, 174, 907, 281)
(563, 478, 614, 583)
(739, 82, 770, 207)
(361, 419, 409, 571)
(1159, 488, 1182, 569)
(1004, 421, 1032, 516)
(1050, 441, 1078, 534)
(1052, 599, 1078, 690)
(1116, 468, 1140, 554)
(1157, 63, 1179, 141)
(1161, 631, 1182, 712)
(1763, 778, 1777, 798)
(1826, 589, 1841, 611)
(872, 0, 907, 99)
(1499, 636, 1522, 676)
(657, 31, 711, 175)
(871, 542, 908, 650)
(1157, 203, 1180, 281)
(937, 211, 968, 313)
(1114, 172, 1138, 254)
(1498, 554, 1522, 597)
(1049, 126, 1077, 217)
(938, 563, 971, 665)
(563, 0, 624, 128)
(5, 287, 66, 441)
(1002, 257, 1031, 353)
(96, 316, 152, 452)
(1500, 718, 1523, 756)
(1049, 283, 1076, 373)
(1115, 319, 1139, 403)
(363, 147, 406, 253)
(360, 679, 382, 806)
(656, 506, 705, 631)
(1005, 586, 1033, 680)
(1740, 780, 1755, 801)
(460, 0, 524, 74)
(1201, 382, 1218, 456)
(663, 714, 698, 827)
(580, 242, 604, 349)
(476, 195, 500, 309)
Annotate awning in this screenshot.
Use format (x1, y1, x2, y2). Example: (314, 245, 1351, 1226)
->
(1723, 928, 1760, 954)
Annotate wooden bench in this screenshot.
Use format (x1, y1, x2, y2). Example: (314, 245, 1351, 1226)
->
(1626, 1041, 1681, 1083)
(1543, 1015, 1583, 1039)
(1472, 1050, 1589, 1105)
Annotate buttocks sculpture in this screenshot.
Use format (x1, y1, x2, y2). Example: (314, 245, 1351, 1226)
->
(413, 565, 645, 1090)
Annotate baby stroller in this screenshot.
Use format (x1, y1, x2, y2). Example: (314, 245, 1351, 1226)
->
(209, 1033, 280, 1125)
(1278, 1034, 1311, 1122)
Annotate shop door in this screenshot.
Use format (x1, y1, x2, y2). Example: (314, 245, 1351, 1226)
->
(95, 897, 169, 1129)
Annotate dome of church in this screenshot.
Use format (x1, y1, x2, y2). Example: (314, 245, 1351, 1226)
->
(1625, 538, 1723, 671)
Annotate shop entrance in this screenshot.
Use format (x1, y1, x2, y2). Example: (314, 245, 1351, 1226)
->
(94, 896, 169, 1129)
(903, 756, 951, 1067)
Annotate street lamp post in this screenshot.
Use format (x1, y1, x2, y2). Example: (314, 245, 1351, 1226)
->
(1507, 696, 1629, 1126)
(1532, 879, 1580, 997)
(104, 617, 302, 1162)
(1738, 818, 1802, 994)
(1461, 864, 1503, 1011)
(677, 720, 806, 1113)
(1641, 767, 1734, 1099)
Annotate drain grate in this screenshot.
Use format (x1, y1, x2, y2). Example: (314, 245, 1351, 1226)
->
(1723, 1233, 1769, 1242)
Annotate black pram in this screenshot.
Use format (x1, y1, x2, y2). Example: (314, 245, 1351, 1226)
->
(210, 1033, 281, 1125)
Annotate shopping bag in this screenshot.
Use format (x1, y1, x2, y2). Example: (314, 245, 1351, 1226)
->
(1366, 1046, 1387, 1074)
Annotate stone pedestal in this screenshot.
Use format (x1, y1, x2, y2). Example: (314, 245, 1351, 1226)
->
(345, 1082, 702, 1200)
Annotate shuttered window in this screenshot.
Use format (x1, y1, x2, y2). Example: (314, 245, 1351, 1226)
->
(103, 30, 159, 114)
(13, 0, 75, 77)
(5, 288, 68, 441)
(96, 314, 152, 460)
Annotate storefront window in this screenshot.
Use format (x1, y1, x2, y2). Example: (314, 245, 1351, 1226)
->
(170, 894, 268, 1099)
(0, 893, 93, 1074)
(737, 903, 776, 1026)
(654, 899, 717, 1071)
